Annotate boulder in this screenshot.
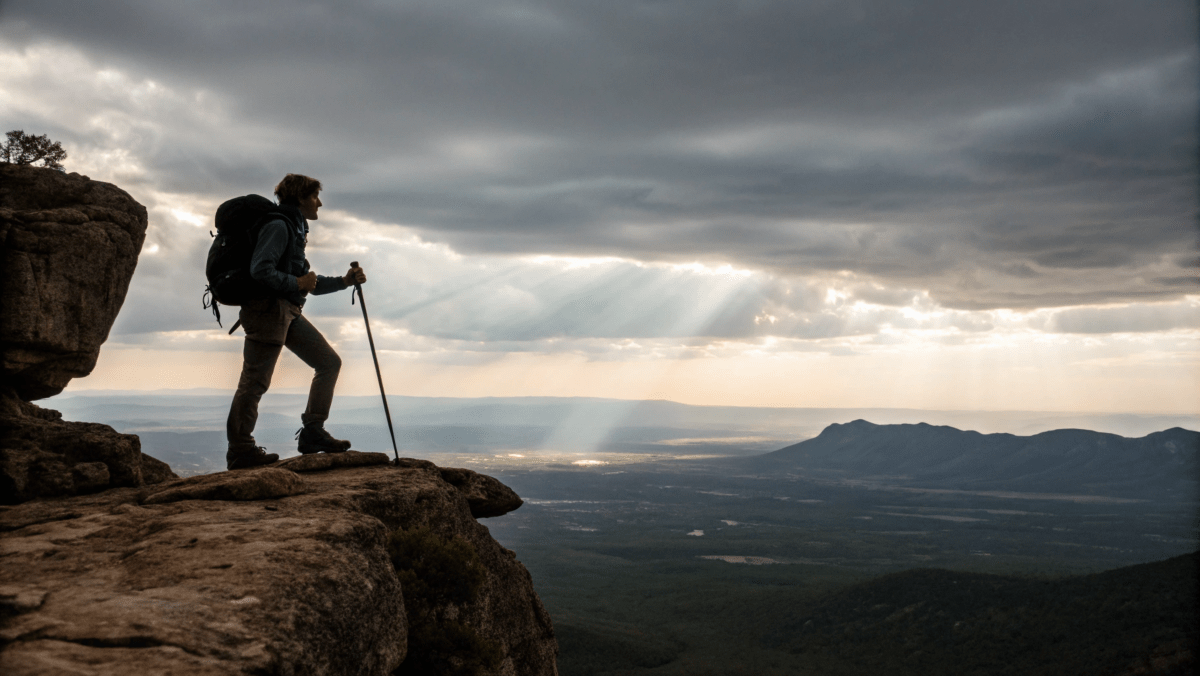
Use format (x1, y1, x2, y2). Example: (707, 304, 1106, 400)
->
(0, 165, 173, 504)
(281, 454, 524, 517)
(140, 467, 306, 505)
(0, 389, 176, 504)
(394, 458, 523, 517)
(277, 449, 392, 472)
(0, 463, 558, 676)
(286, 458, 525, 521)
(439, 466, 525, 518)
(0, 164, 148, 401)
(140, 452, 177, 486)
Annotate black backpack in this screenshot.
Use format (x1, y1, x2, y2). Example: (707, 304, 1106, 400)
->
(202, 194, 289, 328)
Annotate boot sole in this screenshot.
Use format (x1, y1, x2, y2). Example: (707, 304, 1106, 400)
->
(227, 457, 279, 470)
(297, 444, 351, 455)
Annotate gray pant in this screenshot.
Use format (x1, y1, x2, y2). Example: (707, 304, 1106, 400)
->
(226, 300, 341, 447)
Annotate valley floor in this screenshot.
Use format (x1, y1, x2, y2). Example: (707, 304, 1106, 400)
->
(471, 457, 1197, 676)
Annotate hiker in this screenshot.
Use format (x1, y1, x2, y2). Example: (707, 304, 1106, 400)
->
(225, 173, 367, 470)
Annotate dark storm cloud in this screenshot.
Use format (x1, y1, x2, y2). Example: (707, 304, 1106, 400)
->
(1049, 302, 1200, 334)
(2, 0, 1196, 311)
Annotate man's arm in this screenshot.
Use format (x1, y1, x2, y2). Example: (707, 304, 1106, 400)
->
(311, 264, 366, 295)
(249, 219, 299, 293)
(311, 274, 347, 295)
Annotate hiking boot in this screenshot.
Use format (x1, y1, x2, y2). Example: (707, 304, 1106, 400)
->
(296, 425, 351, 454)
(227, 444, 279, 470)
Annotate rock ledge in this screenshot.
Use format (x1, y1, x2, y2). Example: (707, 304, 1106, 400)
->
(0, 461, 557, 675)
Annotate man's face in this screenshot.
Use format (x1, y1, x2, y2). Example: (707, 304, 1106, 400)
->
(298, 192, 322, 220)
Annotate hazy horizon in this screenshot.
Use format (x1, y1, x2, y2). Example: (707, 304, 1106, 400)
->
(46, 388, 1200, 443)
(51, 385, 1200, 419)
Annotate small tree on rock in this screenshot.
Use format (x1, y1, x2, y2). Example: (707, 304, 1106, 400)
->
(2, 130, 68, 170)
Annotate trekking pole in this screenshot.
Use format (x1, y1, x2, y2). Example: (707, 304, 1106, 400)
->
(349, 261, 399, 463)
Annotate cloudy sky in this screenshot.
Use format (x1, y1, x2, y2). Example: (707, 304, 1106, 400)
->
(2, 0, 1196, 413)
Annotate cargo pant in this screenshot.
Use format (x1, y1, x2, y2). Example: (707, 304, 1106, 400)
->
(226, 298, 341, 447)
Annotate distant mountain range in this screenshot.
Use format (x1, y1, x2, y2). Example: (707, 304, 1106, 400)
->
(750, 420, 1198, 498)
(44, 392, 1200, 495)
(52, 391, 1200, 440)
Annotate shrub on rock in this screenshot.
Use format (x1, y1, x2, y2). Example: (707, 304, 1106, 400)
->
(388, 526, 502, 676)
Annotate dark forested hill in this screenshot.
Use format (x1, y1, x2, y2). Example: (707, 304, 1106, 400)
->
(752, 421, 1198, 497)
(765, 552, 1198, 676)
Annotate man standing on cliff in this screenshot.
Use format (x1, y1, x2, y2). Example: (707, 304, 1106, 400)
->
(226, 173, 367, 470)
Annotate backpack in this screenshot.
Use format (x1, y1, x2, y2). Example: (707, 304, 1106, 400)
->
(202, 194, 290, 328)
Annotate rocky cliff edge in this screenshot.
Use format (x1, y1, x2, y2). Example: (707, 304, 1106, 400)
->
(0, 451, 557, 675)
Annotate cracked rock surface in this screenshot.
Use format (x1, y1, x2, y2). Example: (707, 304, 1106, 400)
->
(0, 460, 556, 676)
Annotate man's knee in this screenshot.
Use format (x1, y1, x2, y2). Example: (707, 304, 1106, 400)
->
(235, 373, 271, 398)
(320, 351, 342, 376)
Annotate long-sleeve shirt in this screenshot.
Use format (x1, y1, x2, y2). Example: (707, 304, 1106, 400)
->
(249, 209, 347, 307)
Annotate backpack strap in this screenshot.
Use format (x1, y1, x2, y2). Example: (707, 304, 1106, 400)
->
(202, 284, 222, 327)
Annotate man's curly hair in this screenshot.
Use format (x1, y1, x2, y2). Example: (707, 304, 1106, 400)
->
(274, 173, 322, 203)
